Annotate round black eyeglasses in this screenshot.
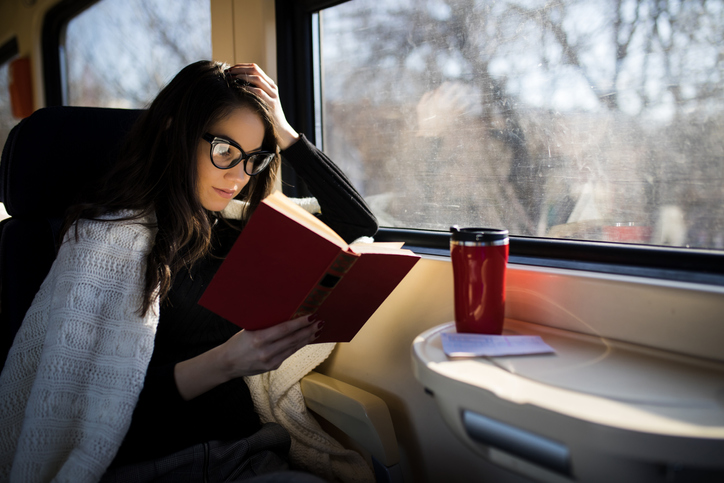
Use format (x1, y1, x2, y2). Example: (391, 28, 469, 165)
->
(202, 133, 275, 176)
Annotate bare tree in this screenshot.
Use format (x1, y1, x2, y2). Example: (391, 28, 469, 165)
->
(322, 0, 724, 247)
(65, 0, 211, 108)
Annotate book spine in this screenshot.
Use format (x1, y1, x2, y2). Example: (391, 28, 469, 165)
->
(293, 250, 359, 318)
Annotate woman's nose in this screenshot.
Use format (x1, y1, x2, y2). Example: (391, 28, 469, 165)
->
(226, 161, 249, 183)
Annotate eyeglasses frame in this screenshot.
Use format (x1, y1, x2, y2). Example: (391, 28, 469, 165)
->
(202, 133, 275, 176)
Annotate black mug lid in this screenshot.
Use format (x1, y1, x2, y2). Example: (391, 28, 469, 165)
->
(450, 226, 509, 242)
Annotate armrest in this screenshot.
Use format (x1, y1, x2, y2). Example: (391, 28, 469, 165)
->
(301, 371, 400, 467)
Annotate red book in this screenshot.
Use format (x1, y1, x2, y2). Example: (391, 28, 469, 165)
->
(199, 192, 420, 343)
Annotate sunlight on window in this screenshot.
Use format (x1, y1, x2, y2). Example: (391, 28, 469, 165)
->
(319, 0, 724, 250)
(65, 0, 211, 108)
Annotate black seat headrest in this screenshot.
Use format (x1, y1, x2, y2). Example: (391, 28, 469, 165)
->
(0, 106, 144, 218)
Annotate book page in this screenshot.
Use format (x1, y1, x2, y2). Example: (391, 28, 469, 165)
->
(264, 191, 347, 247)
(349, 242, 412, 254)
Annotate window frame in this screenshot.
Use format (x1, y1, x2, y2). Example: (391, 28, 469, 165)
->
(41, 0, 101, 107)
(0, 37, 19, 67)
(275, 0, 724, 287)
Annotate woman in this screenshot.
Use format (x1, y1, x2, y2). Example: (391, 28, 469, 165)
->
(0, 61, 378, 482)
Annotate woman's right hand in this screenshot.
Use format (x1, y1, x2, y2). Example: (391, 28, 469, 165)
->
(174, 314, 322, 400)
(225, 63, 300, 150)
(221, 314, 322, 378)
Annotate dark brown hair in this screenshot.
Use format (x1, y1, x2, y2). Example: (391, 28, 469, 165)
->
(63, 60, 281, 315)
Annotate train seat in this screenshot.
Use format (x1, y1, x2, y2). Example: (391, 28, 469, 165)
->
(0, 106, 144, 369)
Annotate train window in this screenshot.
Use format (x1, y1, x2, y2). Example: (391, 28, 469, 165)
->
(63, 0, 211, 108)
(316, 0, 724, 251)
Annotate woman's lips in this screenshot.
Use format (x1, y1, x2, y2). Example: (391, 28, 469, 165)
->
(214, 187, 236, 199)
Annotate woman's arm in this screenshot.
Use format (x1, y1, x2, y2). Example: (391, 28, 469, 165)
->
(225, 63, 299, 150)
(225, 63, 379, 243)
(281, 136, 378, 242)
(174, 314, 322, 400)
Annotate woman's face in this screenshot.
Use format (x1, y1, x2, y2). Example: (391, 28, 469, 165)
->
(196, 107, 266, 212)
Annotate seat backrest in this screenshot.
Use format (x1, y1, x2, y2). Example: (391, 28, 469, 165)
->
(0, 106, 143, 370)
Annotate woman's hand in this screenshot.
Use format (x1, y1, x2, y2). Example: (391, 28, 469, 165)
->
(174, 314, 322, 400)
(221, 314, 322, 378)
(226, 63, 300, 150)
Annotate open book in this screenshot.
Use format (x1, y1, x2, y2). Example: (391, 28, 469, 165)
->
(199, 192, 420, 343)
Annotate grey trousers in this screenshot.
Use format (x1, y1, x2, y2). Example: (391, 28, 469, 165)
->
(100, 423, 327, 483)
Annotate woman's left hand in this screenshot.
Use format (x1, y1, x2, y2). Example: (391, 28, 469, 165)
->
(226, 63, 300, 150)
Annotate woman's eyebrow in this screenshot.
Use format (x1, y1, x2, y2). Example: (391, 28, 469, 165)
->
(209, 133, 239, 145)
(211, 133, 263, 153)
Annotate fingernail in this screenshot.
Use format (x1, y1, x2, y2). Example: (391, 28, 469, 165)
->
(309, 313, 320, 322)
(317, 321, 325, 330)
(314, 330, 322, 339)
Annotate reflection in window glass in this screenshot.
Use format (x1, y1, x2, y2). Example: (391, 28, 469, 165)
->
(65, 0, 211, 108)
(0, 58, 19, 222)
(319, 0, 724, 250)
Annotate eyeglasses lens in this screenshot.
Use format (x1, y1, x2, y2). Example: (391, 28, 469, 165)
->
(211, 142, 242, 169)
(246, 154, 273, 175)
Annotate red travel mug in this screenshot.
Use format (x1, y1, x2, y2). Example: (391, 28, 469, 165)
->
(450, 226, 509, 334)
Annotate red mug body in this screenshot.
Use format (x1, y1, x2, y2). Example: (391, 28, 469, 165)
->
(450, 227, 509, 335)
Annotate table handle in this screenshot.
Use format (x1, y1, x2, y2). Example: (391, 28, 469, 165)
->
(463, 410, 571, 476)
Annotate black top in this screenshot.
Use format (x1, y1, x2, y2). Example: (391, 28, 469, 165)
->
(112, 136, 377, 465)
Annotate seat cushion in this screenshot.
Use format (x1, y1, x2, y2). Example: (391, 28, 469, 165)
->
(0, 106, 144, 370)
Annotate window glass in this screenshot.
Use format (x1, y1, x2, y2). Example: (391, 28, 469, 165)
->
(0, 57, 18, 222)
(319, 0, 724, 250)
(65, 0, 211, 108)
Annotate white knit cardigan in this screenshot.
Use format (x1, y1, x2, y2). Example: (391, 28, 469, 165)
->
(0, 201, 373, 483)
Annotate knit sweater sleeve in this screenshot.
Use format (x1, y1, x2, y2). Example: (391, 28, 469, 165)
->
(0, 215, 159, 483)
(281, 134, 378, 244)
